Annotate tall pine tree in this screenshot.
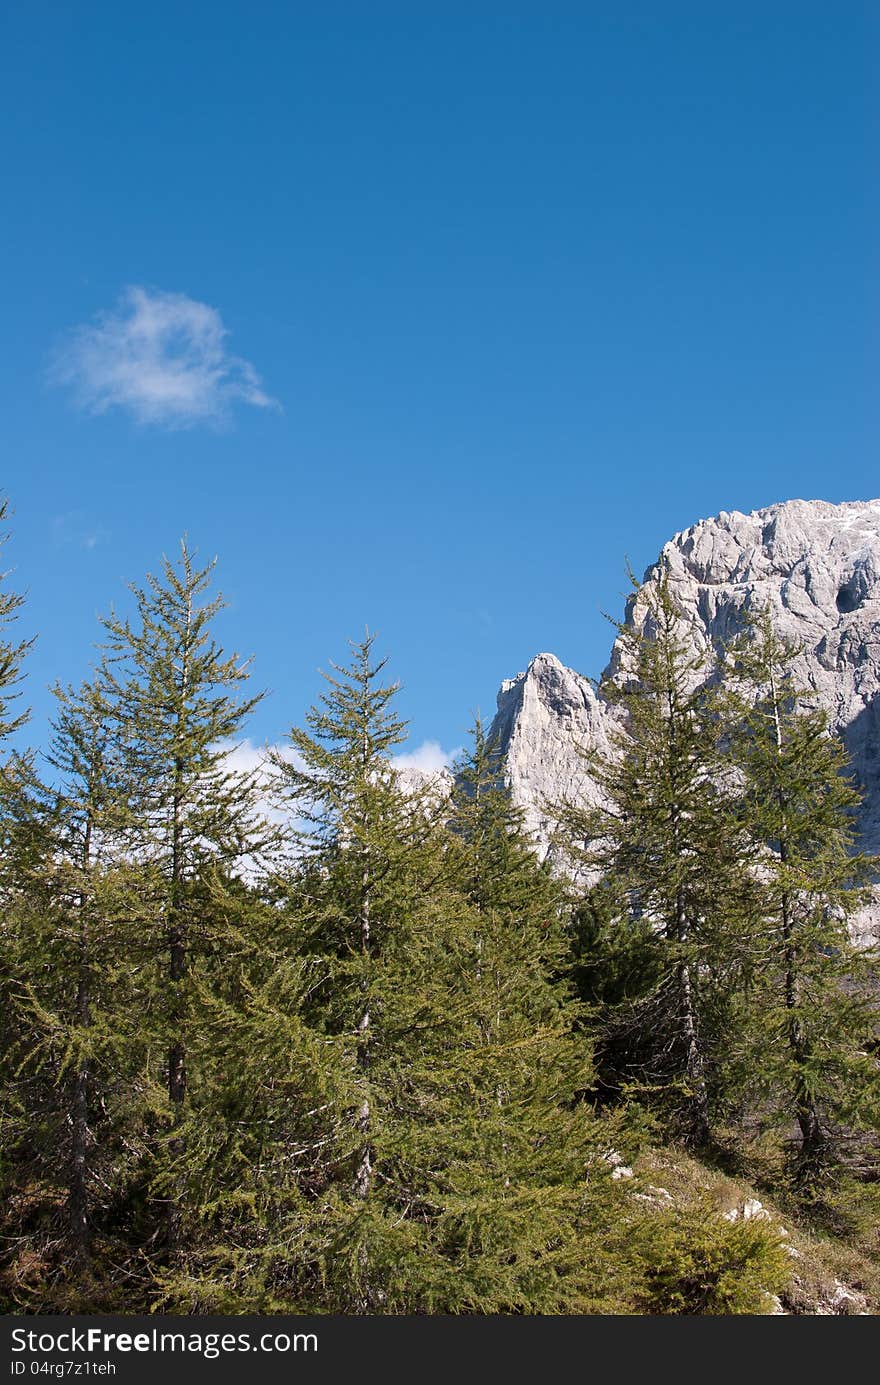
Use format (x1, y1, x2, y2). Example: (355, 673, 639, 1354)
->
(96, 541, 270, 1255)
(722, 609, 880, 1177)
(557, 569, 757, 1145)
(250, 648, 633, 1313)
(0, 498, 46, 1309)
(1, 674, 155, 1308)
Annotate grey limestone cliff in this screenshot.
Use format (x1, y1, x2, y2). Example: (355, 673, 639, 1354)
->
(489, 498, 880, 938)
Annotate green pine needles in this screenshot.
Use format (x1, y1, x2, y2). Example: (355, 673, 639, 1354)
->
(721, 611, 880, 1177)
(1, 520, 878, 1315)
(556, 572, 879, 1181)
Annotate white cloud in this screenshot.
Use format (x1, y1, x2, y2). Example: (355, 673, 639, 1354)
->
(215, 738, 461, 866)
(217, 737, 303, 833)
(393, 740, 462, 774)
(219, 737, 460, 819)
(52, 286, 278, 428)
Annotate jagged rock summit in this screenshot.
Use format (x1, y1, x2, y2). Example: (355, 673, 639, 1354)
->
(489, 498, 880, 937)
(488, 652, 611, 851)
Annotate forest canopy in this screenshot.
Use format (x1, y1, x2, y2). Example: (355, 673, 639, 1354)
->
(1, 515, 878, 1315)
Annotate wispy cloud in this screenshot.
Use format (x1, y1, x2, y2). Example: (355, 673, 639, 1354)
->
(52, 286, 278, 428)
(51, 509, 110, 551)
(393, 740, 462, 774)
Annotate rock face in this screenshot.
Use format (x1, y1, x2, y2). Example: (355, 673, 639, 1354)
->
(489, 653, 614, 853)
(489, 498, 880, 938)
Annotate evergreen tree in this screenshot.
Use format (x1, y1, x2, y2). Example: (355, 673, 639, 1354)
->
(721, 610, 880, 1176)
(96, 541, 270, 1253)
(440, 721, 641, 1305)
(134, 864, 344, 1311)
(7, 499, 872, 1311)
(215, 639, 634, 1314)
(274, 633, 419, 1212)
(566, 876, 667, 1106)
(0, 498, 42, 1308)
(446, 717, 579, 1088)
(449, 717, 562, 919)
(0, 498, 32, 749)
(557, 569, 756, 1145)
(0, 676, 153, 1307)
(0, 494, 36, 1031)
(43, 677, 126, 1267)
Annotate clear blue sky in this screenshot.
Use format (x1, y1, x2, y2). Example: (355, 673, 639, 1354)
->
(2, 2, 877, 760)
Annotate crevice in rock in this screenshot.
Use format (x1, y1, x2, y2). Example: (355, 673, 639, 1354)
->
(837, 582, 861, 614)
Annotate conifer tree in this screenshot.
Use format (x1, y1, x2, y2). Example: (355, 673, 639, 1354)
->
(274, 633, 417, 1209)
(243, 652, 633, 1314)
(0, 499, 42, 1307)
(96, 542, 270, 1250)
(38, 677, 133, 1268)
(0, 495, 36, 1024)
(447, 717, 576, 1075)
(1, 675, 153, 1306)
(0, 498, 32, 750)
(440, 722, 639, 1305)
(449, 717, 561, 917)
(148, 872, 355, 1312)
(265, 634, 451, 1307)
(45, 678, 120, 1263)
(557, 569, 756, 1145)
(721, 610, 880, 1176)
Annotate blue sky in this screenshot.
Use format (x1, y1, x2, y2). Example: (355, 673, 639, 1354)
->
(2, 2, 877, 761)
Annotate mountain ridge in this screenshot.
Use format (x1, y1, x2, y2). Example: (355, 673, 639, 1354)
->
(487, 497, 880, 940)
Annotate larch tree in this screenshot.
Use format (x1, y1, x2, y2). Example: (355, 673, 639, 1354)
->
(721, 609, 880, 1177)
(260, 655, 632, 1314)
(266, 633, 452, 1309)
(0, 499, 51, 1311)
(96, 541, 270, 1251)
(44, 677, 125, 1266)
(1, 673, 153, 1307)
(556, 568, 757, 1146)
(0, 498, 31, 750)
(440, 720, 637, 1312)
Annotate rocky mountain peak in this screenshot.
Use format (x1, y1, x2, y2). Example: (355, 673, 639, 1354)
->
(488, 498, 880, 939)
(489, 652, 611, 851)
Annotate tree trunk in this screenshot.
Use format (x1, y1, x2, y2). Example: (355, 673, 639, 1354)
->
(782, 892, 824, 1171)
(354, 739, 374, 1310)
(771, 663, 823, 1172)
(69, 970, 91, 1262)
(166, 610, 191, 1249)
(678, 954, 711, 1146)
(354, 854, 372, 1199)
(353, 1016, 372, 1200)
(69, 812, 93, 1263)
(665, 669, 712, 1148)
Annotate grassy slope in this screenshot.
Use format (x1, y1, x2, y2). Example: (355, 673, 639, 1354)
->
(632, 1146, 880, 1314)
